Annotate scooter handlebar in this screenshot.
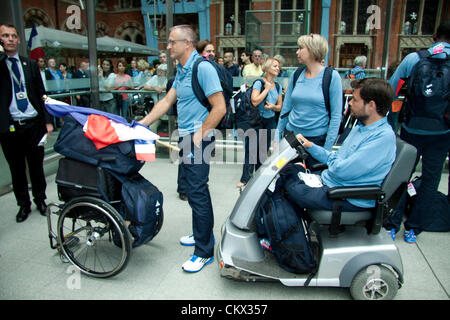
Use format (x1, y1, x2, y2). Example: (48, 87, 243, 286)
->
(284, 131, 309, 161)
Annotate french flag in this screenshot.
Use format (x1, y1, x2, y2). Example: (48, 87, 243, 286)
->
(44, 97, 159, 161)
(27, 25, 45, 60)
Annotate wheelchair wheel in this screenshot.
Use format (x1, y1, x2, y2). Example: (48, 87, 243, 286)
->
(57, 196, 132, 278)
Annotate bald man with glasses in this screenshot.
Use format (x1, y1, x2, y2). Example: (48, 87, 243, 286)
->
(139, 25, 226, 273)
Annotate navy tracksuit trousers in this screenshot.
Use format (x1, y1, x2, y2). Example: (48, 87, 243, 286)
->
(386, 129, 450, 234)
(178, 134, 215, 258)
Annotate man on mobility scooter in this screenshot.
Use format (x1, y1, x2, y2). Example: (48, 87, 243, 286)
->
(218, 78, 415, 300)
(278, 78, 396, 215)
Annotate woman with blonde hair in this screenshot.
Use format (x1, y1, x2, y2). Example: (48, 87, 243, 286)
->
(236, 57, 283, 188)
(134, 58, 151, 86)
(275, 33, 343, 167)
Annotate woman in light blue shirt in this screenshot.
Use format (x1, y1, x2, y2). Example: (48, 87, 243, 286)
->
(276, 34, 343, 167)
(236, 57, 283, 188)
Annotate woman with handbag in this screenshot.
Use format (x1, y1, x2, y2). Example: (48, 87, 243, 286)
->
(236, 57, 283, 188)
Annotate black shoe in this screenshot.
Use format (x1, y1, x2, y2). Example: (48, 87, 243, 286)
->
(16, 206, 31, 223)
(35, 201, 47, 216)
(179, 193, 188, 201)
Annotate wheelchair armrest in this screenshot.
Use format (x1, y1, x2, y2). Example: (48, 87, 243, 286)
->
(327, 185, 383, 200)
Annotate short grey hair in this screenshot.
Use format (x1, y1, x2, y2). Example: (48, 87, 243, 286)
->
(169, 25, 198, 46)
(354, 55, 367, 67)
(273, 54, 285, 66)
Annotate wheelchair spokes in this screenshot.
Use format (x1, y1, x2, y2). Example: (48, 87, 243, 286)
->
(54, 197, 132, 278)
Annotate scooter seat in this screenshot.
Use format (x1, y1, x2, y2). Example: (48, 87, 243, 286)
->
(308, 209, 372, 225)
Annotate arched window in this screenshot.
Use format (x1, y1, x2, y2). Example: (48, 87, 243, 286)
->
(115, 21, 146, 44)
(23, 7, 54, 28)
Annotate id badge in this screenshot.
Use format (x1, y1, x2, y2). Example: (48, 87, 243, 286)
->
(16, 91, 27, 100)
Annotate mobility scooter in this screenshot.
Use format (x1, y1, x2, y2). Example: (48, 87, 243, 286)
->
(217, 132, 417, 300)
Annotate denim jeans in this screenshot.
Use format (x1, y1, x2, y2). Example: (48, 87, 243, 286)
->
(100, 98, 117, 115)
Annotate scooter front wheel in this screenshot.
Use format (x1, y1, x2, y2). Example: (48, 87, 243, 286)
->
(350, 265, 399, 300)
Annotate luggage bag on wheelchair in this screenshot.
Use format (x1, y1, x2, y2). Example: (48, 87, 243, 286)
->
(46, 114, 163, 279)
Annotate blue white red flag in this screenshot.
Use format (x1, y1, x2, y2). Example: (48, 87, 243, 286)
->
(44, 97, 159, 161)
(27, 25, 45, 60)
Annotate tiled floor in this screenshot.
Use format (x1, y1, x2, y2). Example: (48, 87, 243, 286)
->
(0, 155, 449, 300)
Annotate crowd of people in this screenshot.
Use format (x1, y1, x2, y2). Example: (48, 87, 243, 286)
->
(35, 41, 296, 129)
(35, 50, 170, 124)
(1, 19, 449, 275)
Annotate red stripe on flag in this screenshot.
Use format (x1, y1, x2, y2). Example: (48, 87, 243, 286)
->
(84, 114, 121, 149)
(136, 152, 156, 162)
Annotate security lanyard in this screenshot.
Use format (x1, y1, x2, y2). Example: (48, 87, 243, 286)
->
(6, 59, 25, 92)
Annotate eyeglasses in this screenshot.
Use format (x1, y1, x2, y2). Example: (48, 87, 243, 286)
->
(167, 39, 187, 45)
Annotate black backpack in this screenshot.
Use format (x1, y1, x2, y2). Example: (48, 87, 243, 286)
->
(280, 66, 333, 121)
(255, 190, 317, 278)
(234, 79, 281, 130)
(192, 56, 234, 128)
(400, 49, 450, 132)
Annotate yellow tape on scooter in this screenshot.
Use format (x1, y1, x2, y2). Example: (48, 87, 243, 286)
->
(276, 157, 288, 169)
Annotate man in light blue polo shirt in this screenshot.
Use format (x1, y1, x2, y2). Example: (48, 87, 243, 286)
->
(139, 25, 226, 273)
(278, 78, 396, 212)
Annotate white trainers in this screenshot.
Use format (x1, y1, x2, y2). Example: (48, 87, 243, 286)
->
(180, 234, 195, 246)
(182, 255, 214, 273)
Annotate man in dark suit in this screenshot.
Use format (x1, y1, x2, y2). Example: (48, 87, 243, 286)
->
(0, 23, 53, 222)
(72, 60, 91, 107)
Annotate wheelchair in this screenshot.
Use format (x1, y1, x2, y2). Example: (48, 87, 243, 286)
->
(46, 157, 162, 278)
(217, 132, 417, 300)
(129, 93, 154, 121)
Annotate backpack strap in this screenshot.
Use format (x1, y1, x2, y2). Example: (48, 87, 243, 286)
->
(248, 78, 265, 107)
(322, 67, 333, 116)
(280, 67, 305, 119)
(280, 66, 333, 119)
(292, 65, 306, 91)
(191, 57, 210, 109)
(417, 49, 431, 59)
(275, 81, 281, 94)
(329, 199, 344, 237)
